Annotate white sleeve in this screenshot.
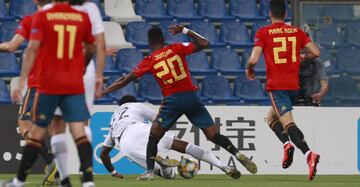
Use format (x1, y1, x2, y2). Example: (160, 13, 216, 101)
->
(85, 2, 105, 36)
(103, 131, 115, 148)
(141, 104, 157, 122)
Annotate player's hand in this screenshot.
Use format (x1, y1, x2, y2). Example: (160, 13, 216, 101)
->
(11, 88, 22, 104)
(246, 68, 256, 81)
(111, 173, 124, 179)
(95, 76, 104, 99)
(168, 25, 185, 35)
(311, 92, 323, 104)
(106, 47, 118, 56)
(300, 54, 306, 62)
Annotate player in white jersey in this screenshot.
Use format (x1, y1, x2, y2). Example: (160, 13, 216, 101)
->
(42, 0, 106, 186)
(100, 95, 241, 180)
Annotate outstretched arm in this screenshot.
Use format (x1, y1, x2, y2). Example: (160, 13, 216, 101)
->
(0, 34, 25, 52)
(301, 42, 320, 61)
(245, 46, 263, 81)
(168, 25, 209, 52)
(100, 146, 124, 179)
(101, 72, 137, 96)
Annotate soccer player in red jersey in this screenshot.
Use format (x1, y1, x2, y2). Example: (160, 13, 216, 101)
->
(0, 0, 60, 185)
(101, 25, 257, 180)
(246, 0, 321, 181)
(4, 1, 97, 186)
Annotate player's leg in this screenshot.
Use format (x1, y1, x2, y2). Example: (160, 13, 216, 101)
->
(184, 92, 257, 174)
(60, 94, 93, 186)
(48, 115, 69, 185)
(9, 93, 59, 186)
(271, 91, 320, 180)
(266, 107, 294, 169)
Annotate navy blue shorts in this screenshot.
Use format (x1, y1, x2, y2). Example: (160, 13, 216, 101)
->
(156, 91, 214, 129)
(19, 88, 36, 121)
(268, 90, 298, 117)
(32, 93, 90, 128)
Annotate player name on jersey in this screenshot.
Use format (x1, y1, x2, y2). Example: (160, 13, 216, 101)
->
(268, 28, 298, 35)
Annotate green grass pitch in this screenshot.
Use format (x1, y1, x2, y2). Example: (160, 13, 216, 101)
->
(1, 174, 360, 187)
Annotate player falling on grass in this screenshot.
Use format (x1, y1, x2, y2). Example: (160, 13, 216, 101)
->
(2, 1, 97, 186)
(245, 0, 321, 181)
(41, 0, 106, 185)
(100, 95, 241, 180)
(102, 26, 257, 180)
(0, 0, 60, 185)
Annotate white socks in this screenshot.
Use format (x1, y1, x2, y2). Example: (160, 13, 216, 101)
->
(84, 126, 92, 143)
(51, 134, 69, 180)
(185, 143, 226, 169)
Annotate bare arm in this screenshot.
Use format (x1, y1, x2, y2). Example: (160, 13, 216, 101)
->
(302, 42, 320, 61)
(245, 46, 263, 81)
(0, 34, 25, 52)
(102, 72, 137, 95)
(168, 25, 209, 52)
(100, 146, 123, 178)
(93, 33, 106, 98)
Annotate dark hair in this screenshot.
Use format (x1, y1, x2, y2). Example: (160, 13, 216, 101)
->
(118, 95, 137, 106)
(148, 26, 164, 45)
(37, 0, 52, 6)
(68, 0, 87, 5)
(270, 0, 286, 19)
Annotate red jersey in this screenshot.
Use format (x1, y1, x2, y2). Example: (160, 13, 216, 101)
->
(133, 43, 198, 97)
(254, 22, 311, 91)
(30, 3, 94, 94)
(16, 15, 39, 88)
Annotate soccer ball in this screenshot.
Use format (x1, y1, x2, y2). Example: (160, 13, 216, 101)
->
(177, 157, 199, 179)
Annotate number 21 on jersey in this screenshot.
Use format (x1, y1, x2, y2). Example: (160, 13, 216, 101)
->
(273, 37, 297, 64)
(154, 55, 187, 84)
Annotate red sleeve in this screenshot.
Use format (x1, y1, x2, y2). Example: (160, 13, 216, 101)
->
(133, 57, 152, 78)
(298, 28, 312, 48)
(175, 42, 196, 55)
(83, 13, 95, 44)
(15, 16, 31, 40)
(254, 28, 264, 48)
(29, 12, 44, 41)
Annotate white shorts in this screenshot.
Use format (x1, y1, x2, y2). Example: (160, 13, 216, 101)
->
(54, 61, 96, 116)
(116, 122, 175, 169)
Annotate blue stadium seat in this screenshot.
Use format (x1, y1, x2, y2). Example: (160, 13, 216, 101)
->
(345, 21, 360, 47)
(198, 0, 235, 21)
(135, 0, 171, 21)
(329, 76, 360, 101)
(190, 77, 208, 102)
(0, 22, 18, 42)
(251, 20, 270, 40)
(336, 47, 360, 74)
(234, 75, 268, 104)
(186, 51, 216, 75)
(211, 48, 243, 74)
(116, 48, 144, 73)
(101, 56, 120, 76)
(0, 0, 15, 21)
(125, 21, 152, 48)
(106, 76, 139, 100)
(139, 74, 163, 103)
(189, 21, 225, 47)
(89, 0, 111, 21)
(9, 0, 36, 18)
(322, 5, 354, 21)
(316, 23, 347, 48)
(201, 75, 239, 103)
(219, 21, 252, 47)
(260, 0, 291, 19)
(0, 53, 19, 77)
(301, 4, 324, 23)
(167, 0, 203, 21)
(159, 21, 189, 44)
(229, 0, 265, 21)
(0, 79, 10, 104)
(242, 48, 266, 75)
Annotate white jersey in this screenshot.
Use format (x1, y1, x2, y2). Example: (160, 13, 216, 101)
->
(109, 103, 157, 138)
(44, 2, 105, 115)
